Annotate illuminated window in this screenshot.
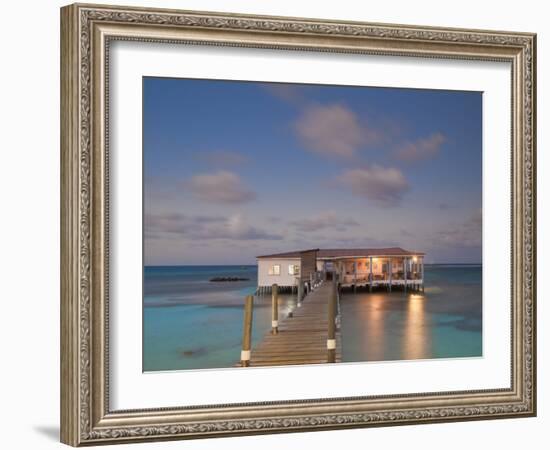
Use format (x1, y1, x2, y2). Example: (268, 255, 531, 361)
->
(268, 265, 281, 276)
(288, 264, 299, 275)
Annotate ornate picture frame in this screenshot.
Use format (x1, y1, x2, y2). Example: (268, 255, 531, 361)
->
(60, 3, 536, 446)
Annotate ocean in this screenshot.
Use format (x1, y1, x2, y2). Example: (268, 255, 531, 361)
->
(143, 265, 482, 371)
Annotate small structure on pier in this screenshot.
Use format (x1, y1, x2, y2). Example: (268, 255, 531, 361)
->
(257, 247, 425, 292)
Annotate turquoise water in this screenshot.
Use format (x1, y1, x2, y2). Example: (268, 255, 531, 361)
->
(143, 266, 296, 371)
(143, 265, 482, 371)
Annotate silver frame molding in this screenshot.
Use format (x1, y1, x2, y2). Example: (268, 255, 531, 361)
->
(60, 3, 536, 446)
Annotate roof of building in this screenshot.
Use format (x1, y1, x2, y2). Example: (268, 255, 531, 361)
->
(256, 247, 424, 259)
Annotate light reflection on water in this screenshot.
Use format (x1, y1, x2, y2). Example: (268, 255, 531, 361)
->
(340, 278, 481, 363)
(357, 294, 386, 361)
(403, 294, 431, 360)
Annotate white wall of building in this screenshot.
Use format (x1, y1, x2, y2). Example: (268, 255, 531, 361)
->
(258, 258, 300, 287)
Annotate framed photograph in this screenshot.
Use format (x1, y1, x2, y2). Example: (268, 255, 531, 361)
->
(60, 3, 537, 446)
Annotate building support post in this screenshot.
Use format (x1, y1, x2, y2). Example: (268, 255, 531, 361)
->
(369, 257, 373, 292)
(240, 295, 254, 367)
(421, 257, 425, 292)
(388, 258, 392, 292)
(404, 258, 408, 294)
(271, 284, 279, 334)
(353, 260, 357, 293)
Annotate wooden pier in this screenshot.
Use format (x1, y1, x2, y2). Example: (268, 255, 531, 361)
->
(239, 281, 341, 367)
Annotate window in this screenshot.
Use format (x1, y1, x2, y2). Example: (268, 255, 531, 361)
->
(268, 265, 280, 276)
(288, 264, 299, 275)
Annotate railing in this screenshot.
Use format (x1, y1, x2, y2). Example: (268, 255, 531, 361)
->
(341, 272, 423, 283)
(240, 277, 340, 367)
(327, 279, 337, 363)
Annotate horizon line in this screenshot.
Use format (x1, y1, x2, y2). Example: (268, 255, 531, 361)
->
(144, 262, 483, 267)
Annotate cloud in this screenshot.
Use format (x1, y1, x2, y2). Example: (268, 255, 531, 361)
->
(336, 165, 410, 207)
(290, 211, 359, 232)
(294, 104, 382, 158)
(263, 83, 306, 106)
(187, 171, 256, 204)
(225, 215, 283, 240)
(393, 132, 445, 162)
(196, 150, 248, 167)
(435, 208, 482, 248)
(288, 234, 400, 250)
(145, 213, 283, 241)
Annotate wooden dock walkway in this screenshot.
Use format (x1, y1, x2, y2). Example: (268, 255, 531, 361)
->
(243, 281, 341, 367)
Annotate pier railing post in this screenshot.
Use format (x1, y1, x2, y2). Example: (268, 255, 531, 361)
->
(327, 279, 337, 363)
(271, 284, 279, 334)
(297, 280, 303, 308)
(240, 295, 254, 367)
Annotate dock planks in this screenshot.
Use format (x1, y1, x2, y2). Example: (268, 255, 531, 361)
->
(244, 281, 341, 367)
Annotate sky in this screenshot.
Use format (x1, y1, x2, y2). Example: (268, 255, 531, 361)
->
(143, 77, 482, 265)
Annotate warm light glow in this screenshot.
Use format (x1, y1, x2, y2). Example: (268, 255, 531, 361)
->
(403, 294, 431, 360)
(412, 256, 418, 262)
(358, 294, 386, 361)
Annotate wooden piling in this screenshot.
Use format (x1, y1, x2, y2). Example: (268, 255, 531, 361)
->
(420, 258, 430, 292)
(404, 258, 408, 294)
(369, 257, 373, 292)
(297, 280, 303, 307)
(388, 258, 392, 292)
(240, 295, 254, 367)
(327, 280, 337, 363)
(271, 284, 279, 334)
(353, 261, 357, 293)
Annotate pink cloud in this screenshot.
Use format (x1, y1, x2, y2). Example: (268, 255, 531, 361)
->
(145, 213, 282, 241)
(197, 150, 248, 167)
(263, 83, 306, 106)
(394, 132, 445, 162)
(187, 171, 256, 204)
(294, 104, 382, 158)
(336, 165, 410, 207)
(290, 211, 359, 232)
(435, 208, 482, 248)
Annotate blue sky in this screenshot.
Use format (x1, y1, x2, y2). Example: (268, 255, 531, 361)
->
(144, 77, 482, 265)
